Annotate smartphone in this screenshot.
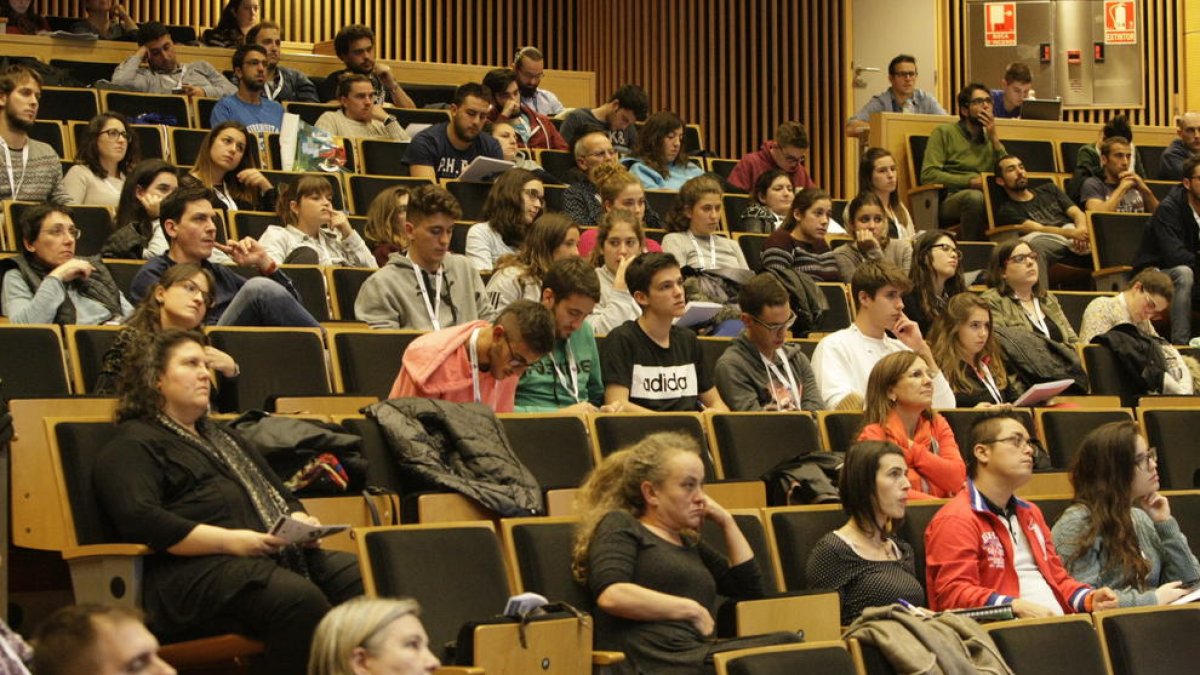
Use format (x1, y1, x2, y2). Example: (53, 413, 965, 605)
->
(171, 87, 186, 95)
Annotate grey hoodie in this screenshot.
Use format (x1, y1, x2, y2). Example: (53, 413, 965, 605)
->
(713, 333, 825, 411)
(354, 252, 486, 330)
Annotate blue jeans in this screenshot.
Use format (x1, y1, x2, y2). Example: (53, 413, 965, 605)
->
(217, 276, 320, 327)
(1163, 265, 1194, 344)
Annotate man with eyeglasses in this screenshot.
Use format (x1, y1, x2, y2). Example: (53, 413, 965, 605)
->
(993, 154, 1091, 279)
(512, 46, 565, 117)
(561, 127, 620, 226)
(0, 65, 68, 205)
(389, 298, 555, 412)
(926, 412, 1119, 618)
(921, 82, 1007, 241)
(482, 67, 567, 152)
(714, 273, 823, 411)
(210, 44, 285, 136)
(1133, 154, 1200, 344)
(846, 54, 947, 140)
(728, 121, 817, 193)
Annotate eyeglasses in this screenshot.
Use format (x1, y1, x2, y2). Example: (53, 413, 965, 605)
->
(985, 434, 1034, 449)
(43, 225, 81, 239)
(931, 243, 961, 257)
(892, 70, 918, 78)
(501, 331, 531, 369)
(172, 279, 213, 306)
(1134, 448, 1158, 472)
(969, 97, 992, 105)
(1006, 251, 1040, 265)
(523, 189, 545, 204)
(99, 129, 131, 141)
(585, 148, 618, 161)
(1140, 288, 1168, 316)
(750, 311, 797, 334)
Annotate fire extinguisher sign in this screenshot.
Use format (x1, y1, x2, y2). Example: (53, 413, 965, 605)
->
(1104, 0, 1136, 45)
(984, 2, 1016, 47)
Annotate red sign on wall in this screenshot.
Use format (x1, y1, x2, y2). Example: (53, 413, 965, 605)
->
(1104, 0, 1136, 44)
(984, 2, 1017, 47)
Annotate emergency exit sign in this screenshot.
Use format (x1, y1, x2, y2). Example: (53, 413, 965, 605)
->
(984, 3, 1016, 47)
(1104, 1, 1136, 44)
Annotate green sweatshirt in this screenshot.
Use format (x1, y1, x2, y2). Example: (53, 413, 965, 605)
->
(514, 320, 605, 411)
(920, 121, 1006, 193)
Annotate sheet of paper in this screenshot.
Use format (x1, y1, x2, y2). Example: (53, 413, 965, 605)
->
(268, 515, 349, 545)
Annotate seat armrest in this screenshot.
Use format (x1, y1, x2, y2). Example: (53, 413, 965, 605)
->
(985, 225, 1027, 242)
(435, 668, 485, 675)
(908, 183, 944, 195)
(733, 591, 842, 642)
(592, 651, 626, 665)
(62, 544, 149, 608)
(62, 543, 152, 560)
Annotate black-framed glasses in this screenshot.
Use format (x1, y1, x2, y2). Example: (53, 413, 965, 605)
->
(501, 331, 531, 369)
(1006, 251, 1040, 265)
(892, 70, 918, 79)
(750, 311, 797, 334)
(930, 243, 961, 257)
(969, 97, 992, 105)
(99, 129, 131, 141)
(522, 188, 545, 204)
(1134, 448, 1158, 472)
(985, 434, 1034, 449)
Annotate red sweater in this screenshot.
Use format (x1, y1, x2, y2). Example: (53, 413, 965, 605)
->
(727, 141, 817, 192)
(857, 411, 966, 499)
(924, 482, 1094, 613)
(491, 104, 568, 151)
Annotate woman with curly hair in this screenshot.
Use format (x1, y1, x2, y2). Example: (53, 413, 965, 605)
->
(465, 168, 542, 271)
(626, 111, 704, 190)
(481, 212, 580, 320)
(1051, 421, 1199, 606)
(661, 175, 748, 271)
(64, 112, 142, 208)
(572, 431, 798, 674)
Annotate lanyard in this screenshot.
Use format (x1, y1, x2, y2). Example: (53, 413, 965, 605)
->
(212, 184, 238, 211)
(973, 359, 1004, 404)
(0, 139, 29, 201)
(264, 73, 283, 101)
(688, 232, 717, 269)
(411, 260, 443, 330)
(549, 341, 581, 403)
(168, 64, 187, 89)
(1017, 296, 1051, 338)
(467, 327, 482, 403)
(762, 350, 800, 409)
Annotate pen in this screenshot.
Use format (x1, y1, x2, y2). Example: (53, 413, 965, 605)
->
(897, 598, 932, 617)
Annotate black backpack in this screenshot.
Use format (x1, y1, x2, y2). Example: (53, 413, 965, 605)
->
(762, 451, 845, 506)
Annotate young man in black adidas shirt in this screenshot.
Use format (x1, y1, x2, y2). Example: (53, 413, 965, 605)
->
(601, 252, 729, 412)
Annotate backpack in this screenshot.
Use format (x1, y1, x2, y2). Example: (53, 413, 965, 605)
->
(761, 265, 828, 337)
(762, 451, 845, 506)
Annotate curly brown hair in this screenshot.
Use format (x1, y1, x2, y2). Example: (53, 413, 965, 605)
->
(116, 328, 208, 423)
(482, 168, 540, 248)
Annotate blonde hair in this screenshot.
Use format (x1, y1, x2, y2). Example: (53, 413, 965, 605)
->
(571, 431, 700, 582)
(307, 597, 423, 675)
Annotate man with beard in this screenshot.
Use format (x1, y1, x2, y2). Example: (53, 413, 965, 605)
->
(315, 74, 409, 140)
(403, 83, 503, 180)
(1080, 136, 1159, 214)
(1134, 155, 1200, 344)
(993, 154, 1091, 277)
(0, 65, 68, 204)
(512, 46, 564, 116)
(920, 82, 1007, 241)
(112, 22, 237, 99)
(210, 44, 285, 137)
(318, 24, 415, 109)
(482, 67, 567, 151)
(244, 21, 318, 103)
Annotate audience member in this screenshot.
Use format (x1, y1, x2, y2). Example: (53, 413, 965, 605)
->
(981, 240, 1080, 345)
(2, 203, 132, 324)
(94, 262, 233, 395)
(355, 184, 485, 330)
(259, 175, 376, 268)
(131, 184, 319, 327)
(1051, 421, 1199, 607)
(465, 168, 543, 271)
(484, 120, 554, 181)
(0, 65, 68, 204)
(177, 121, 274, 213)
(572, 431, 799, 673)
(587, 209, 645, 333)
(2, 0, 48, 35)
(920, 82, 1007, 240)
(901, 229, 965, 334)
(662, 175, 748, 271)
(482, 67, 566, 151)
(812, 261, 955, 410)
(388, 298, 555, 412)
(806, 441, 925, 625)
(1158, 111, 1200, 180)
(403, 82, 502, 180)
(833, 191, 913, 280)
(512, 46, 564, 116)
(856, 147, 915, 239)
(113, 23, 237, 99)
(95, 329, 362, 675)
(318, 24, 415, 108)
(104, 159, 179, 259)
(315, 73, 409, 140)
(63, 111, 140, 208)
(245, 21, 319, 103)
(559, 84, 648, 155)
(307, 597, 441, 675)
(32, 605, 174, 675)
(735, 168, 793, 233)
(572, 163, 666, 252)
(561, 127, 619, 225)
(1080, 136, 1159, 213)
(714, 273, 823, 411)
(760, 188, 842, 282)
(483, 212, 579, 319)
(201, 0, 259, 48)
(925, 412, 1120, 616)
(362, 184, 409, 267)
(991, 62, 1033, 119)
(858, 351, 967, 498)
(993, 154, 1092, 275)
(929, 293, 1021, 408)
(514, 257, 609, 412)
(846, 55, 947, 139)
(601, 252, 729, 412)
(626, 111, 704, 190)
(1067, 115, 1147, 203)
(1078, 270, 1191, 393)
(70, 0, 137, 40)
(1133, 155, 1200, 344)
(211, 44, 285, 138)
(728, 121, 816, 193)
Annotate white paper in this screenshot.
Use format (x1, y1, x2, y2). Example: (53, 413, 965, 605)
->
(1011, 378, 1075, 407)
(279, 112, 300, 172)
(1171, 587, 1200, 605)
(268, 515, 349, 545)
(673, 301, 723, 328)
(457, 156, 515, 182)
